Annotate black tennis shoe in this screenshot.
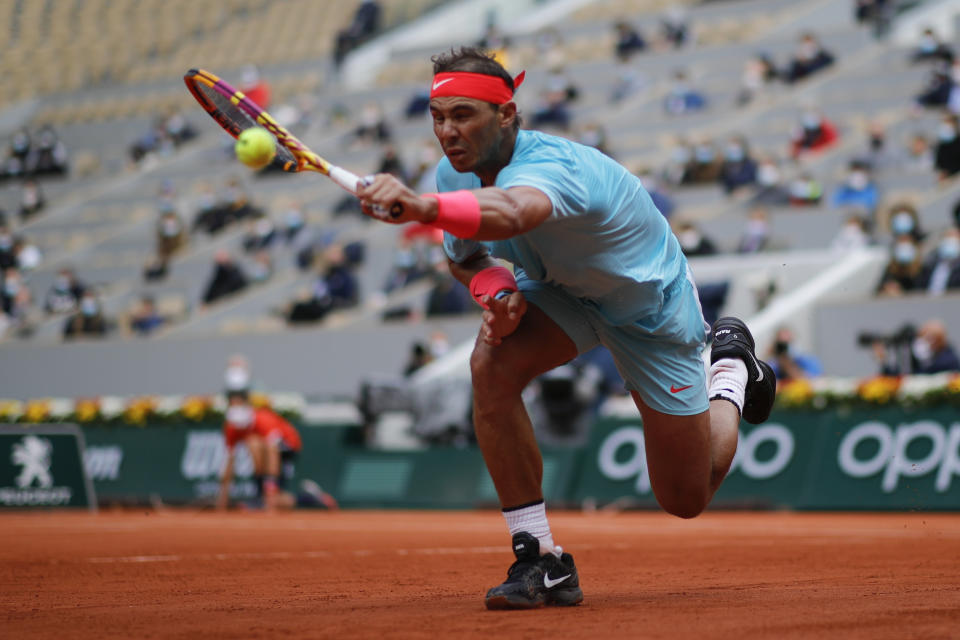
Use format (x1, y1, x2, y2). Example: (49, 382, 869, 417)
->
(484, 532, 583, 610)
(710, 316, 776, 424)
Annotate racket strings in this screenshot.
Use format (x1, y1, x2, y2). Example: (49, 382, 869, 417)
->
(194, 82, 297, 168)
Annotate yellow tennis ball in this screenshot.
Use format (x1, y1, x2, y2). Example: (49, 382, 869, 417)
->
(235, 127, 276, 170)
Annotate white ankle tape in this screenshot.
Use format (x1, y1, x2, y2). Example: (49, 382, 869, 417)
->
(503, 501, 558, 556)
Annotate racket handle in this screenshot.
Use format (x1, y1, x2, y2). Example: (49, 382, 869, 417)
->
(328, 165, 361, 194)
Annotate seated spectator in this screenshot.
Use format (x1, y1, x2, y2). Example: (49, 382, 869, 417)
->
(377, 144, 409, 183)
(913, 62, 953, 109)
(44, 268, 85, 314)
(156, 205, 187, 261)
(12, 235, 41, 271)
(685, 139, 723, 184)
(750, 156, 792, 206)
(0, 224, 14, 269)
(935, 114, 960, 180)
(737, 53, 778, 106)
(675, 221, 719, 257)
(613, 20, 646, 61)
(286, 247, 359, 323)
(531, 67, 579, 131)
(425, 262, 473, 318)
(404, 88, 431, 119)
(280, 202, 307, 245)
(349, 103, 391, 147)
(63, 291, 109, 340)
(787, 173, 824, 206)
(129, 295, 166, 336)
(241, 214, 277, 253)
(382, 230, 441, 294)
(831, 160, 879, 216)
(737, 207, 771, 254)
(664, 139, 694, 185)
(29, 125, 69, 177)
(577, 123, 611, 157)
(861, 119, 898, 173)
(718, 136, 757, 194)
(831, 214, 872, 251)
(18, 179, 45, 220)
(876, 235, 924, 296)
(905, 132, 934, 172)
(767, 326, 822, 382)
(784, 32, 835, 83)
(202, 250, 248, 305)
(884, 202, 925, 242)
(636, 168, 674, 219)
(247, 249, 274, 284)
(917, 226, 960, 295)
(663, 70, 707, 116)
(1, 267, 33, 336)
(333, 0, 381, 69)
(403, 341, 434, 377)
(657, 7, 689, 49)
(609, 58, 647, 104)
(193, 178, 261, 234)
(872, 319, 960, 375)
(911, 28, 954, 65)
(790, 109, 839, 157)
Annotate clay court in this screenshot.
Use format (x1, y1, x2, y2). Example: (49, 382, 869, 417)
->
(2, 510, 959, 639)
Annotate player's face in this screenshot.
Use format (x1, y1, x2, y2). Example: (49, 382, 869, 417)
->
(430, 97, 508, 176)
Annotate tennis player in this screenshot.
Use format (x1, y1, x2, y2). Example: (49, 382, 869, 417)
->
(356, 47, 775, 610)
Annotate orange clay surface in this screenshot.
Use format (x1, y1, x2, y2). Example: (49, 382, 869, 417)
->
(2, 510, 959, 639)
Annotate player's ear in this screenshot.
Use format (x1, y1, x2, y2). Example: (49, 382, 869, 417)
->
(498, 101, 518, 129)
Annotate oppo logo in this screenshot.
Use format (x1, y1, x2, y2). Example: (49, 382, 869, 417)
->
(838, 420, 960, 492)
(598, 424, 795, 493)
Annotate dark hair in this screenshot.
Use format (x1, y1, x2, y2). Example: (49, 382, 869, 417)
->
(430, 47, 522, 129)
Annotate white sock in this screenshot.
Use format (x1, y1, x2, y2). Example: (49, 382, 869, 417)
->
(709, 357, 748, 416)
(502, 501, 560, 557)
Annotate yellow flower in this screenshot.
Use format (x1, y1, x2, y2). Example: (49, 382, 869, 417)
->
(947, 374, 960, 394)
(779, 379, 814, 407)
(23, 399, 52, 423)
(857, 376, 900, 404)
(0, 400, 23, 420)
(249, 392, 271, 409)
(123, 397, 157, 425)
(75, 399, 101, 423)
(181, 396, 211, 421)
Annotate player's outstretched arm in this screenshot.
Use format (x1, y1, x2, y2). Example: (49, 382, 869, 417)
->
(356, 174, 552, 241)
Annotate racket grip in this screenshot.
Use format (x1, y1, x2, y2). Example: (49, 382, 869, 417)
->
(328, 165, 362, 194)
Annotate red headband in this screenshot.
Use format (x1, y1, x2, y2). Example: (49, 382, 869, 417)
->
(429, 70, 526, 104)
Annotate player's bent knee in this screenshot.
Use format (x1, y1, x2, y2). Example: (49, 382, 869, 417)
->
(469, 343, 531, 394)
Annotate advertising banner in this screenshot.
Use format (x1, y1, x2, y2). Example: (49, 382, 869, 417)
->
(0, 424, 96, 510)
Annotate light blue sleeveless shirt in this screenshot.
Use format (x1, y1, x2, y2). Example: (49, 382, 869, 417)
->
(440, 129, 686, 325)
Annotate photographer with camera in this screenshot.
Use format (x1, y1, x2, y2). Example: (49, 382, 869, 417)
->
(863, 319, 960, 375)
(767, 326, 822, 382)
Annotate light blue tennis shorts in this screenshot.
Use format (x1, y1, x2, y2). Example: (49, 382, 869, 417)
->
(519, 269, 709, 416)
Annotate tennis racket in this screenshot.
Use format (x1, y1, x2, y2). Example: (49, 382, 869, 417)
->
(183, 68, 401, 216)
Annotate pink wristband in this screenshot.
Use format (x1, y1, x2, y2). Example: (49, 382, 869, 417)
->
(469, 266, 518, 309)
(422, 190, 482, 238)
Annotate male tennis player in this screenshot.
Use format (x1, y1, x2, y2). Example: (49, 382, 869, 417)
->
(356, 47, 775, 610)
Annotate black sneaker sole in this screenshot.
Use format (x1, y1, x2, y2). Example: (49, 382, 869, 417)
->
(485, 587, 583, 610)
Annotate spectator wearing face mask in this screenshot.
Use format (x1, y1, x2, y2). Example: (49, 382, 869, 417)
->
(831, 160, 879, 215)
(751, 157, 792, 206)
(914, 61, 954, 110)
(787, 173, 824, 207)
(784, 32, 835, 83)
(934, 114, 960, 180)
(876, 235, 924, 296)
(831, 214, 872, 251)
(718, 136, 757, 194)
(873, 319, 960, 375)
(663, 70, 707, 115)
(790, 109, 839, 158)
(686, 139, 723, 184)
(63, 291, 110, 339)
(910, 28, 954, 65)
(884, 202, 925, 243)
(674, 221, 719, 257)
(917, 226, 960, 295)
(1, 267, 33, 335)
(737, 207, 771, 254)
(44, 268, 86, 314)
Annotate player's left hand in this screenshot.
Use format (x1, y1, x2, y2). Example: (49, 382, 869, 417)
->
(356, 174, 428, 224)
(479, 291, 526, 346)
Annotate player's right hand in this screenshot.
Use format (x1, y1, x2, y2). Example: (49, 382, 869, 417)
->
(480, 291, 526, 346)
(357, 174, 429, 224)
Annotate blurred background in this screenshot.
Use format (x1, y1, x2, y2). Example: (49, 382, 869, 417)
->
(1, 0, 960, 508)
